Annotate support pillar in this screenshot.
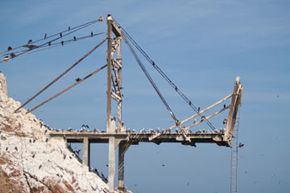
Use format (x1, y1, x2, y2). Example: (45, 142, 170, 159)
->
(118, 142, 129, 191)
(82, 137, 90, 168)
(108, 137, 116, 192)
(106, 14, 123, 193)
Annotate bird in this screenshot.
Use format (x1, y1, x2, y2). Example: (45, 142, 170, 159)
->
(197, 107, 200, 112)
(223, 104, 226, 109)
(10, 53, 16, 58)
(68, 26, 71, 31)
(223, 118, 227, 125)
(238, 143, 244, 148)
(27, 40, 33, 44)
(3, 55, 11, 62)
(91, 32, 94, 37)
(73, 36, 77, 41)
(44, 33, 47, 39)
(75, 78, 81, 82)
(60, 32, 62, 38)
(61, 41, 64, 46)
(97, 16, 104, 22)
(7, 46, 12, 51)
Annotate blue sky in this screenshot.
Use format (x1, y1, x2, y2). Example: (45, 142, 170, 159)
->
(1, 1, 290, 193)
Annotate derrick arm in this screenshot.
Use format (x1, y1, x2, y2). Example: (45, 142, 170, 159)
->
(224, 77, 243, 146)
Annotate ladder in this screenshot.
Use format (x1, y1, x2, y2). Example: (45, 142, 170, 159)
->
(230, 116, 240, 193)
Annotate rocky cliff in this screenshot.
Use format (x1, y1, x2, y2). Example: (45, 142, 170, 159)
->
(0, 73, 112, 193)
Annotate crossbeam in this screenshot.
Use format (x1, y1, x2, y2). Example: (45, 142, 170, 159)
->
(49, 130, 228, 146)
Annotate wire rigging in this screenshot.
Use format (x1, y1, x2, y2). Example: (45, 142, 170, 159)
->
(2, 18, 102, 55)
(22, 32, 104, 56)
(14, 38, 107, 113)
(1, 18, 104, 63)
(27, 64, 107, 114)
(124, 38, 180, 125)
(119, 24, 216, 130)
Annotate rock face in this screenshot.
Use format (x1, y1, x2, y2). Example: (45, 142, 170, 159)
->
(0, 73, 111, 193)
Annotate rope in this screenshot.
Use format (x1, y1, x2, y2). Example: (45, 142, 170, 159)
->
(15, 38, 107, 113)
(124, 38, 179, 125)
(1, 18, 101, 55)
(119, 25, 216, 130)
(22, 32, 104, 56)
(27, 64, 107, 113)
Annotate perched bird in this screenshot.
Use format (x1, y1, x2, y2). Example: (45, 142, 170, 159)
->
(91, 32, 94, 37)
(7, 46, 12, 51)
(223, 118, 227, 125)
(44, 33, 47, 39)
(3, 55, 11, 62)
(10, 53, 16, 58)
(75, 78, 81, 82)
(73, 36, 77, 41)
(97, 16, 104, 22)
(197, 107, 201, 112)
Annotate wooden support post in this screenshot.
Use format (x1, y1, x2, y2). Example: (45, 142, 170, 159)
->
(82, 137, 90, 168)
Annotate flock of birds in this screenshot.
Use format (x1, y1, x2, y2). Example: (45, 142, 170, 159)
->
(50, 123, 227, 135)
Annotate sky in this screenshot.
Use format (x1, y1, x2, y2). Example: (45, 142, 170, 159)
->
(1, 0, 290, 193)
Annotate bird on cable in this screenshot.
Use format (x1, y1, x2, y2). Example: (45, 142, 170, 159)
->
(3, 55, 11, 62)
(10, 53, 16, 58)
(197, 107, 201, 112)
(7, 46, 12, 51)
(73, 36, 77, 41)
(44, 33, 47, 39)
(97, 16, 104, 22)
(91, 32, 94, 37)
(75, 77, 81, 82)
